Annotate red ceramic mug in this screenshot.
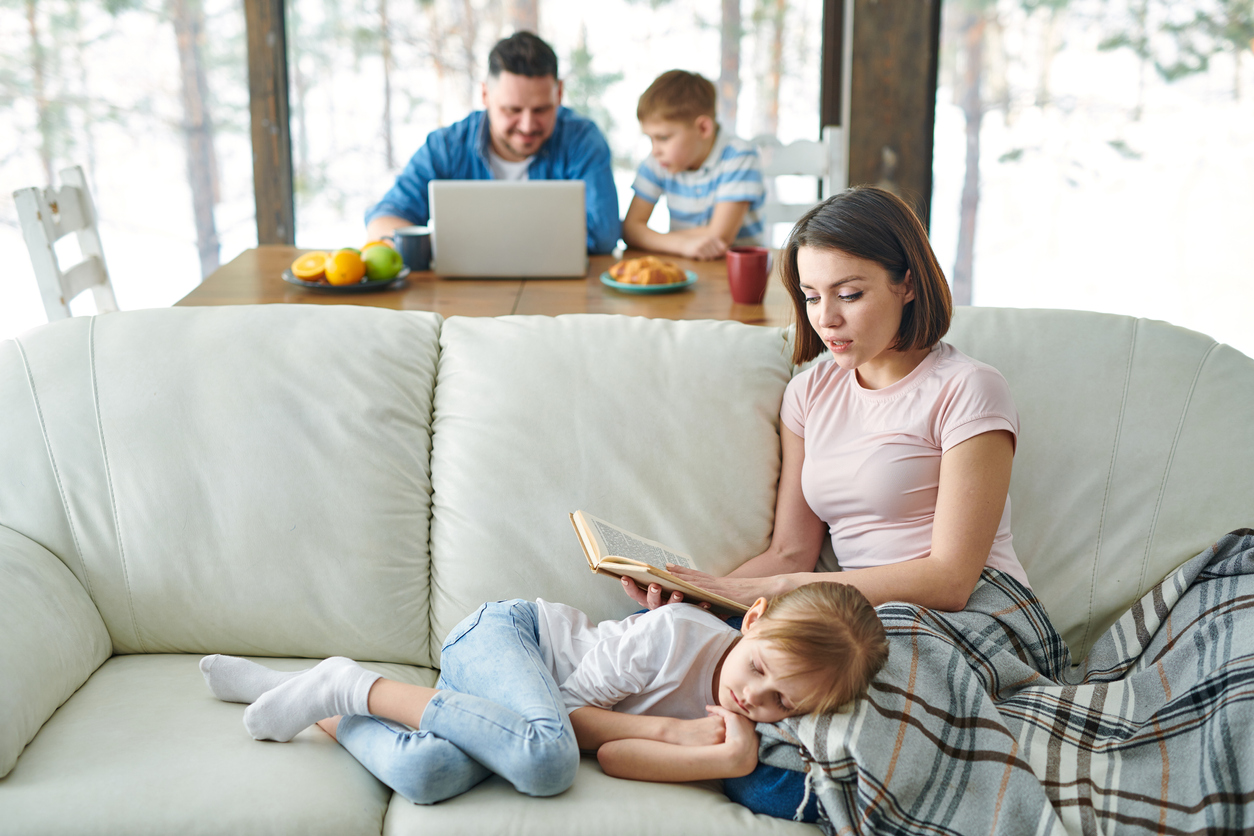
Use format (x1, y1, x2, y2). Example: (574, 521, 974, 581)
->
(726, 246, 770, 305)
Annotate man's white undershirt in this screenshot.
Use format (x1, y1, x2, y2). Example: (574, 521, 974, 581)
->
(488, 149, 533, 181)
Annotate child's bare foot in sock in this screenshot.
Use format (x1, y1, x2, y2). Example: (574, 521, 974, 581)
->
(200, 655, 303, 704)
(243, 657, 380, 742)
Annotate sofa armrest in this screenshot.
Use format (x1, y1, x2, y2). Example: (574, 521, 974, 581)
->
(0, 525, 111, 777)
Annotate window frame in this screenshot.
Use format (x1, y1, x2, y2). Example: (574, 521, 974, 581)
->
(241, 0, 939, 244)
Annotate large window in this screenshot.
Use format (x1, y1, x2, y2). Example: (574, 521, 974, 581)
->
(2, 0, 824, 341)
(286, 0, 824, 247)
(932, 0, 1254, 358)
(1, 0, 255, 340)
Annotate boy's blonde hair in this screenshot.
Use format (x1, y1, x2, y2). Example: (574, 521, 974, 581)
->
(637, 70, 717, 124)
(754, 583, 888, 715)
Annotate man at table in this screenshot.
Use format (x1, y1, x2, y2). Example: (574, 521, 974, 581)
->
(365, 31, 621, 255)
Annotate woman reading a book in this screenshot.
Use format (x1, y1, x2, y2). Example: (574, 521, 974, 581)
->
(198, 583, 887, 809)
(622, 186, 1032, 820)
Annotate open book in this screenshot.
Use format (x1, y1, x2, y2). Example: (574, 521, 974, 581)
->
(569, 511, 749, 615)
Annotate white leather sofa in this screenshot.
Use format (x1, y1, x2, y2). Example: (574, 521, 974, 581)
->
(2, 304, 1251, 835)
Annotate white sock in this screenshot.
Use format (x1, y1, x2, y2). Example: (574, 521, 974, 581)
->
(243, 657, 380, 742)
(200, 655, 302, 704)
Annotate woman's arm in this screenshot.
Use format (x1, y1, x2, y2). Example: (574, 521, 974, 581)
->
(669, 429, 1015, 611)
(594, 707, 759, 782)
(827, 429, 1015, 609)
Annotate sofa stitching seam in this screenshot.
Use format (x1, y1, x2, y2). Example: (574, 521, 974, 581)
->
(425, 322, 442, 669)
(1081, 318, 1137, 656)
(14, 335, 98, 603)
(89, 315, 146, 652)
(1136, 339, 1217, 599)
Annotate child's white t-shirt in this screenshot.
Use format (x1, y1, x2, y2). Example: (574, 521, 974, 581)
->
(781, 341, 1031, 588)
(534, 600, 738, 718)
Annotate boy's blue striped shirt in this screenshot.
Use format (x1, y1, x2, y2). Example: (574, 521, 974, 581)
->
(631, 126, 766, 247)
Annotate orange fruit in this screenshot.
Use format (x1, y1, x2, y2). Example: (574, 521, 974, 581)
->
(325, 249, 367, 286)
(291, 251, 329, 281)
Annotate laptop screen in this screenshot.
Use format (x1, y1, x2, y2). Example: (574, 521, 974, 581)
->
(428, 180, 588, 278)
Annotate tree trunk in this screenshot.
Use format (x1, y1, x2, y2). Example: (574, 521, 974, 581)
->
(505, 0, 538, 33)
(1132, 0, 1148, 121)
(380, 0, 394, 169)
(459, 0, 479, 110)
(169, 0, 221, 277)
(426, 1, 449, 126)
(69, 0, 100, 184)
(761, 0, 786, 136)
(953, 11, 984, 307)
(719, 0, 741, 130)
(1035, 5, 1062, 107)
(26, 0, 54, 185)
(289, 2, 309, 187)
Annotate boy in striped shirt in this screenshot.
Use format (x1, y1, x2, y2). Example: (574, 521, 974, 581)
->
(622, 70, 766, 261)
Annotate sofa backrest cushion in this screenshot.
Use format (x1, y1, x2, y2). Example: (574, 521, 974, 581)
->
(0, 525, 111, 778)
(1, 306, 442, 665)
(947, 307, 1254, 658)
(427, 314, 793, 659)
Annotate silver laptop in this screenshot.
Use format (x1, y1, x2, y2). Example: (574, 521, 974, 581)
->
(428, 180, 588, 278)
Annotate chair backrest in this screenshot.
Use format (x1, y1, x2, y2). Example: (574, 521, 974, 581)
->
(13, 166, 118, 322)
(752, 125, 846, 242)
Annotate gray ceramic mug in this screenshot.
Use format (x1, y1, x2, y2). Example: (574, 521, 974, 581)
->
(393, 226, 431, 271)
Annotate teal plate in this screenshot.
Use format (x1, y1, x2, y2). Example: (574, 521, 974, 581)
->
(600, 270, 697, 294)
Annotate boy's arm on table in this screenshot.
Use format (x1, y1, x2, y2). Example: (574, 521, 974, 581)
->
(576, 706, 759, 782)
(621, 196, 750, 261)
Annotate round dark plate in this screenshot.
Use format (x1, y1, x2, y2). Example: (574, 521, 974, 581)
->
(282, 268, 409, 293)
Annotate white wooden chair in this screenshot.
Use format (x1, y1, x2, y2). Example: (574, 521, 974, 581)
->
(14, 165, 118, 321)
(753, 125, 847, 244)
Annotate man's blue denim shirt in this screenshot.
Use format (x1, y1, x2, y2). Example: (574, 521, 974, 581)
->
(365, 107, 622, 254)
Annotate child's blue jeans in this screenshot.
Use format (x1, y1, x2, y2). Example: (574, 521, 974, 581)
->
(335, 599, 578, 804)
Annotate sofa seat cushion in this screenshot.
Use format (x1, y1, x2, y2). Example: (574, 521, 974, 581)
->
(0, 654, 437, 835)
(381, 758, 817, 835)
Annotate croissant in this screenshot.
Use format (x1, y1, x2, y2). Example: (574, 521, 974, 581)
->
(610, 256, 686, 285)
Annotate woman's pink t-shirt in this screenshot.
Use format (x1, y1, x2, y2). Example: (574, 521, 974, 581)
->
(781, 342, 1030, 588)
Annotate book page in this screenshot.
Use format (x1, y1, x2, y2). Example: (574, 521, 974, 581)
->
(591, 518, 694, 570)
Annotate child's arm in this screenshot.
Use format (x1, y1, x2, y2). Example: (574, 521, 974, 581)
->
(593, 706, 760, 782)
(621, 196, 750, 261)
(569, 705, 728, 750)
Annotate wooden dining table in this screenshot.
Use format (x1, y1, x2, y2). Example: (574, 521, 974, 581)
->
(174, 245, 797, 328)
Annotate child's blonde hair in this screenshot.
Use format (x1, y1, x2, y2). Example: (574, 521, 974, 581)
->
(637, 70, 717, 124)
(754, 583, 888, 715)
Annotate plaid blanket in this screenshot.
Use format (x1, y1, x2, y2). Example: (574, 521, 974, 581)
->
(759, 529, 1254, 835)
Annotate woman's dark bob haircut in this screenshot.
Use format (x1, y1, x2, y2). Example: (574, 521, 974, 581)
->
(781, 186, 952, 366)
